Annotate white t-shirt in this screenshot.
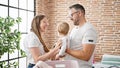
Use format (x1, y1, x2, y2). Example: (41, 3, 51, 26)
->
(58, 36, 70, 56)
(23, 32, 45, 64)
(65, 22, 97, 68)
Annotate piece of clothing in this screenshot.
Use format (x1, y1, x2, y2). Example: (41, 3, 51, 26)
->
(58, 36, 70, 56)
(23, 32, 45, 64)
(65, 22, 97, 68)
(28, 63, 35, 68)
(33, 61, 53, 68)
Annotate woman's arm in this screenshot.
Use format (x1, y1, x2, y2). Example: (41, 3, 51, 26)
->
(29, 45, 60, 63)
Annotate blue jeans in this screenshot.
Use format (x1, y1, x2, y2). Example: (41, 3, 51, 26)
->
(28, 63, 35, 68)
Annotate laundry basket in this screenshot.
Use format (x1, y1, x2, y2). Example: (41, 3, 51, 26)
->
(46, 60, 79, 68)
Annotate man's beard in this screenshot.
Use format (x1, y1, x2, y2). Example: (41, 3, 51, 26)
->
(74, 19, 79, 25)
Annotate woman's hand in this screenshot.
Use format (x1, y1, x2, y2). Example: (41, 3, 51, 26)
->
(49, 40, 62, 60)
(55, 40, 62, 48)
(55, 54, 60, 60)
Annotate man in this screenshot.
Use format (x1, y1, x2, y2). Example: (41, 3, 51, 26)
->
(65, 4, 97, 68)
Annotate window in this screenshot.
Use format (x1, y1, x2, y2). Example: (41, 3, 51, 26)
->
(0, 0, 35, 67)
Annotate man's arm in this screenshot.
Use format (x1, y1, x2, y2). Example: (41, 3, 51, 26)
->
(66, 44, 95, 61)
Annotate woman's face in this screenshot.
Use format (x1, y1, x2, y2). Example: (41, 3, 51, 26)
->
(40, 17, 49, 32)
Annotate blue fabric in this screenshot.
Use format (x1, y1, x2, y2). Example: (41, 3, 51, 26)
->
(28, 63, 35, 68)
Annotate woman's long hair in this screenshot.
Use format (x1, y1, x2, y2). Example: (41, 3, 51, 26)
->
(30, 15, 49, 52)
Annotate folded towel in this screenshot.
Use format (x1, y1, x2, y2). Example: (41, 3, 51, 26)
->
(101, 54, 120, 66)
(102, 54, 120, 62)
(102, 61, 120, 66)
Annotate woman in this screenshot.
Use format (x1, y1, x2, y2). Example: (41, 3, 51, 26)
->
(23, 15, 61, 68)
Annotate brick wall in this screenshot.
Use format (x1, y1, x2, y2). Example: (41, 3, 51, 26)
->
(36, 0, 120, 61)
(36, 0, 51, 48)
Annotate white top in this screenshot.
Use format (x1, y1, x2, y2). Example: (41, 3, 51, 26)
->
(23, 32, 45, 64)
(65, 22, 97, 68)
(58, 36, 70, 56)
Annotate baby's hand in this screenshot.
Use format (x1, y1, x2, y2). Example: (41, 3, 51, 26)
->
(55, 54, 60, 60)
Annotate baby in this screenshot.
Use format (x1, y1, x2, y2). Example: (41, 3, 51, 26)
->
(55, 22, 70, 60)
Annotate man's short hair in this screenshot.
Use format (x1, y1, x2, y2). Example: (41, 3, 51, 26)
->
(69, 4, 85, 15)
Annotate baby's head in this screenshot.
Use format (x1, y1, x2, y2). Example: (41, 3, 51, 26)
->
(57, 22, 69, 36)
